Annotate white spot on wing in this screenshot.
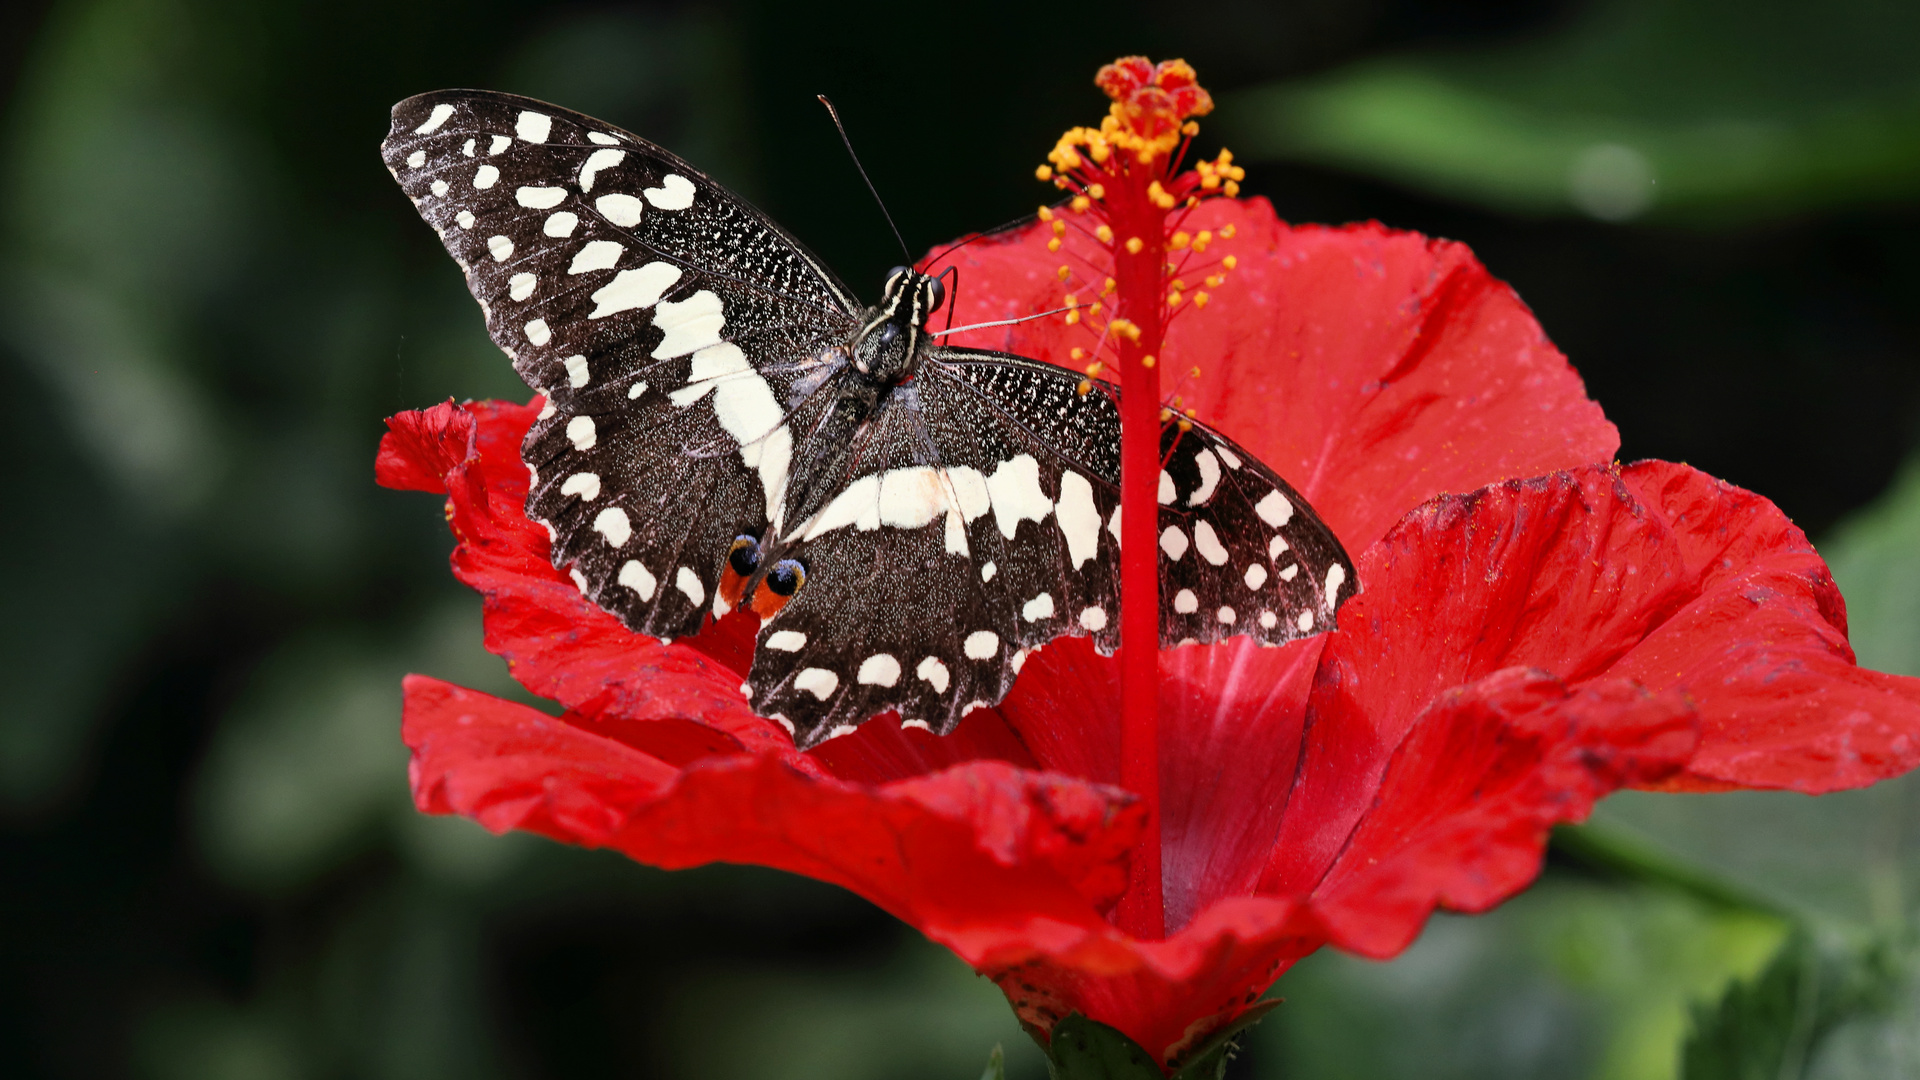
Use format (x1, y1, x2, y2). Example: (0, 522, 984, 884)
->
(566, 415, 596, 450)
(1192, 520, 1229, 565)
(456, 210, 474, 229)
(588, 261, 683, 318)
(568, 239, 624, 275)
(487, 235, 513, 261)
(618, 560, 655, 599)
(524, 319, 550, 346)
(509, 273, 536, 301)
(1022, 593, 1055, 622)
(1079, 606, 1108, 631)
(1158, 470, 1176, 504)
(488, 134, 511, 155)
(1255, 490, 1294, 527)
(651, 291, 725, 358)
(980, 561, 996, 582)
(1269, 535, 1289, 561)
(1108, 505, 1123, 547)
(1174, 589, 1199, 614)
(430, 179, 448, 196)
(916, 656, 951, 693)
(1217, 606, 1236, 624)
(515, 185, 566, 209)
(473, 164, 500, 189)
(544, 211, 578, 237)
(1159, 526, 1188, 561)
(1296, 610, 1315, 632)
(1188, 449, 1221, 505)
(985, 455, 1052, 539)
(798, 473, 880, 539)
(766, 630, 806, 652)
(901, 719, 932, 732)
(406, 149, 426, 168)
(675, 566, 705, 606)
(588, 131, 620, 145)
(593, 507, 631, 547)
(516, 110, 551, 143)
(857, 654, 902, 687)
(1054, 472, 1100, 569)
(1259, 611, 1278, 629)
(1325, 564, 1347, 609)
(569, 567, 589, 594)
(578, 148, 625, 192)
(628, 381, 647, 399)
(595, 193, 642, 226)
(1217, 446, 1243, 469)
(1280, 564, 1299, 581)
(963, 631, 999, 660)
(794, 668, 839, 700)
(1244, 563, 1268, 590)
(666, 342, 791, 521)
(560, 472, 600, 500)
(414, 103, 455, 133)
(644, 173, 696, 210)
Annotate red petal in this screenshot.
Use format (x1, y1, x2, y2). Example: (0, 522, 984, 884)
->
(375, 399, 473, 493)
(1613, 462, 1920, 792)
(403, 672, 1147, 929)
(940, 199, 1617, 552)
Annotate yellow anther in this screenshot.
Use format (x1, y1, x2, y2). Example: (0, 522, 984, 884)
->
(1089, 301, 1102, 315)
(1170, 232, 1191, 249)
(1222, 255, 1238, 270)
(1228, 166, 1246, 181)
(1172, 394, 1183, 406)
(1053, 177, 1068, 189)
(1038, 205, 1055, 221)
(1088, 183, 1106, 199)
(1147, 181, 1176, 209)
(1065, 309, 1080, 324)
(1204, 275, 1223, 288)
(1071, 195, 1091, 212)
(1094, 224, 1114, 244)
(1086, 361, 1104, 376)
(1110, 319, 1142, 342)
(1184, 407, 1196, 417)
(1160, 407, 1173, 422)
(1102, 277, 1116, 294)
(1182, 120, 1199, 136)
(1185, 196, 1198, 208)
(1052, 220, 1066, 236)
(1193, 233, 1211, 252)
(1167, 289, 1183, 306)
(1189, 366, 1201, 377)
(1070, 347, 1086, 360)
(1047, 238, 1062, 252)
(1178, 418, 1193, 433)
(1200, 174, 1220, 190)
(1141, 353, 1156, 368)
(1124, 236, 1144, 254)
(1036, 164, 1053, 181)
(1077, 379, 1092, 396)
(1224, 180, 1240, 197)
(1057, 265, 1072, 281)
(1194, 291, 1210, 307)
(1170, 278, 1187, 290)
(1221, 225, 1236, 238)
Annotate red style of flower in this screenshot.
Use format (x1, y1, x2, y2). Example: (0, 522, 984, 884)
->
(379, 61, 1920, 1073)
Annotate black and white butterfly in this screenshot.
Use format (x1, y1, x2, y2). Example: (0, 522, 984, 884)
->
(382, 90, 1356, 748)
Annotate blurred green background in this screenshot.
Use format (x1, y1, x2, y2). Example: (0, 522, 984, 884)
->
(2, 1, 1918, 1077)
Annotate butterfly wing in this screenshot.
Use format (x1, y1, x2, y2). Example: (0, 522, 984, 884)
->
(746, 348, 1356, 746)
(383, 90, 862, 641)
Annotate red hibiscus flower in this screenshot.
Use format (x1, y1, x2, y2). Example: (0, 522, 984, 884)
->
(379, 58, 1920, 1075)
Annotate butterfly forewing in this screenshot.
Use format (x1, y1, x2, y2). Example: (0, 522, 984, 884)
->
(383, 90, 861, 641)
(383, 91, 1358, 747)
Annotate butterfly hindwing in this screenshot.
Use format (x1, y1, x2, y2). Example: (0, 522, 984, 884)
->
(383, 90, 861, 641)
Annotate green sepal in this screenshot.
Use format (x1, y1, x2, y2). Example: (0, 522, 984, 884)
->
(979, 1044, 1006, 1080)
(1040, 1003, 1280, 1080)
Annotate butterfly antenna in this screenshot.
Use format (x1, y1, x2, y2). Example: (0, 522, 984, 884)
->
(818, 95, 912, 262)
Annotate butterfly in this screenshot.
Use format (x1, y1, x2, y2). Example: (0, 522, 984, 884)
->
(381, 90, 1357, 749)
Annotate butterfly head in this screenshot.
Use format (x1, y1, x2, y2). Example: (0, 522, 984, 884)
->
(853, 267, 946, 381)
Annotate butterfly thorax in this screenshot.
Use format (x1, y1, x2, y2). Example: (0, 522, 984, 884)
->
(849, 267, 945, 384)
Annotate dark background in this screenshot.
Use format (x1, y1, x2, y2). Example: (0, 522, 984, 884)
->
(2, 1, 1917, 1078)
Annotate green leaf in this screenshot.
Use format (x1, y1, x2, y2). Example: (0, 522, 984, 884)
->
(1043, 1014, 1164, 1080)
(1822, 452, 1920, 680)
(980, 1044, 1006, 1080)
(1683, 931, 1899, 1080)
(1222, 0, 1920, 225)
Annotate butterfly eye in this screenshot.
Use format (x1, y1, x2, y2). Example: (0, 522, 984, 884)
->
(925, 277, 946, 312)
(728, 535, 761, 576)
(765, 558, 807, 597)
(884, 266, 910, 295)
